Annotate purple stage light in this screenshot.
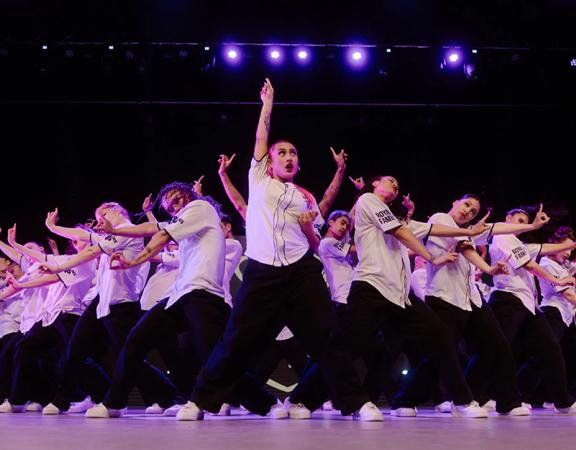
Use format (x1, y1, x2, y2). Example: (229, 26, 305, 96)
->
(223, 46, 241, 65)
(346, 47, 368, 68)
(267, 47, 283, 65)
(294, 47, 311, 65)
(447, 52, 459, 63)
(570, 58, 576, 67)
(297, 50, 308, 60)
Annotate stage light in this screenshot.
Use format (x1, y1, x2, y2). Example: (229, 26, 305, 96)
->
(448, 52, 460, 63)
(297, 49, 308, 60)
(570, 58, 576, 67)
(464, 63, 476, 78)
(401, 369, 408, 376)
(223, 46, 241, 65)
(204, 46, 210, 51)
(346, 47, 368, 68)
(108, 45, 114, 51)
(386, 48, 392, 53)
(440, 48, 463, 70)
(267, 47, 283, 65)
(294, 47, 311, 66)
(472, 49, 478, 54)
(41, 45, 48, 50)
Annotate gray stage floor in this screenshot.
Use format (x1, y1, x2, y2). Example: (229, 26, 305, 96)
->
(1, 407, 575, 450)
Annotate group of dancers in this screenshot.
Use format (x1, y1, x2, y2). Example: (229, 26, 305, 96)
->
(0, 78, 575, 422)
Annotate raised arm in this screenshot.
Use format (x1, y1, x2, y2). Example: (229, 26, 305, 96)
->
(0, 228, 23, 263)
(47, 237, 60, 256)
(42, 246, 102, 274)
(318, 147, 347, 218)
(142, 194, 158, 223)
(254, 78, 274, 161)
(7, 224, 46, 263)
(218, 153, 247, 220)
(46, 209, 92, 242)
(493, 204, 550, 236)
(540, 241, 576, 256)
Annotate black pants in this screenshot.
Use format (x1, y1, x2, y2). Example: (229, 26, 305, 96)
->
(8, 314, 79, 406)
(103, 291, 228, 409)
(52, 297, 176, 411)
(192, 255, 369, 416)
(290, 281, 473, 411)
(0, 331, 23, 401)
(489, 290, 574, 408)
(399, 297, 521, 413)
(251, 336, 309, 385)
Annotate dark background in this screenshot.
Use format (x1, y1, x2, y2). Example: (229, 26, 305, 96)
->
(1, 1, 575, 247)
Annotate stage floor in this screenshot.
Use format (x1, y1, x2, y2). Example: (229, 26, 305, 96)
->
(1, 407, 574, 450)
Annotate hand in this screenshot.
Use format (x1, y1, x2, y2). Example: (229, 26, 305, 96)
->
(469, 210, 491, 236)
(298, 210, 319, 228)
(109, 252, 132, 270)
(94, 217, 114, 234)
(402, 194, 415, 218)
(6, 224, 16, 246)
(330, 147, 347, 171)
(531, 203, 550, 229)
(349, 176, 365, 191)
(555, 276, 575, 287)
(142, 194, 154, 213)
(193, 175, 205, 196)
(5, 272, 23, 289)
(45, 208, 59, 229)
(431, 252, 459, 266)
(47, 237, 59, 255)
(218, 153, 236, 176)
(486, 256, 511, 276)
(260, 78, 274, 105)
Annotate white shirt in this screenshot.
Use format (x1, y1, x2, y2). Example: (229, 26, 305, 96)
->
(540, 257, 576, 326)
(425, 213, 494, 311)
(224, 239, 243, 307)
(410, 268, 427, 301)
(490, 234, 542, 314)
(139, 251, 179, 311)
(0, 289, 23, 338)
(160, 200, 226, 308)
(245, 155, 323, 267)
(318, 236, 354, 304)
(353, 193, 431, 307)
(89, 227, 150, 319)
(40, 255, 98, 327)
(18, 262, 51, 333)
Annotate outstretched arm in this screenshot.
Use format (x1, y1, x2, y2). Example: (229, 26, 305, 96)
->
(42, 246, 102, 274)
(540, 241, 576, 256)
(0, 228, 22, 263)
(46, 209, 92, 242)
(254, 78, 274, 161)
(7, 225, 46, 263)
(94, 219, 159, 238)
(524, 259, 575, 286)
(218, 153, 248, 220)
(318, 147, 347, 218)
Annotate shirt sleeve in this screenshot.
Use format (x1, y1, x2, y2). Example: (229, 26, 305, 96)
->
(163, 201, 213, 244)
(319, 237, 351, 259)
(406, 220, 433, 241)
(526, 243, 543, 260)
(89, 232, 131, 255)
(493, 235, 532, 270)
(358, 194, 402, 234)
(249, 153, 271, 187)
(472, 223, 496, 246)
(160, 251, 180, 268)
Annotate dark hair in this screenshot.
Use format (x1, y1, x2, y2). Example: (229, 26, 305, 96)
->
(460, 193, 482, 203)
(157, 181, 224, 219)
(220, 214, 233, 225)
(549, 226, 576, 244)
(358, 175, 409, 220)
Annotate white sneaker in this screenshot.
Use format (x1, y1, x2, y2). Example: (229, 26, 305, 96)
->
(268, 401, 289, 419)
(481, 399, 496, 411)
(542, 402, 555, 409)
(451, 401, 488, 418)
(176, 401, 204, 421)
(85, 403, 125, 418)
(284, 398, 311, 419)
(321, 400, 334, 411)
(555, 401, 576, 414)
(353, 402, 384, 421)
(390, 407, 417, 417)
(68, 397, 95, 413)
(163, 404, 182, 417)
(0, 400, 12, 413)
(498, 403, 531, 416)
(216, 403, 232, 416)
(42, 403, 62, 415)
(145, 403, 165, 415)
(434, 401, 452, 413)
(26, 402, 43, 412)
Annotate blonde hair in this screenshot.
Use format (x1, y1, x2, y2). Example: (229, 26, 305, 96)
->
(95, 202, 129, 221)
